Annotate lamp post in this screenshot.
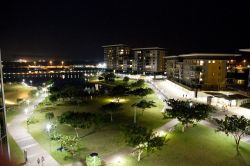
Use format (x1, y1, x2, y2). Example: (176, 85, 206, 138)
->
(90, 152, 98, 166)
(24, 108, 30, 132)
(189, 102, 193, 108)
(46, 123, 52, 151)
(26, 99, 30, 105)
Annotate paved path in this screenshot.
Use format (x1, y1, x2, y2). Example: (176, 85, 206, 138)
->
(150, 80, 250, 144)
(7, 92, 60, 166)
(101, 119, 179, 165)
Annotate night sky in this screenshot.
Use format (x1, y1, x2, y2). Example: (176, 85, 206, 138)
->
(0, 0, 250, 61)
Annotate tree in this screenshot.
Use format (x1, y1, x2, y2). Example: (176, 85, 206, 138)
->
(123, 125, 166, 161)
(60, 135, 79, 157)
(214, 115, 250, 155)
(110, 85, 129, 103)
(45, 112, 54, 121)
(132, 100, 156, 123)
(163, 99, 213, 132)
(49, 94, 58, 103)
(101, 102, 122, 122)
(58, 112, 98, 137)
(123, 76, 130, 84)
(130, 88, 153, 99)
(104, 73, 116, 82)
(130, 79, 145, 89)
(98, 76, 104, 82)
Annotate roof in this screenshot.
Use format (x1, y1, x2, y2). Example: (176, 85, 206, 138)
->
(102, 44, 128, 47)
(178, 53, 241, 58)
(132, 47, 166, 50)
(239, 48, 250, 52)
(164, 55, 178, 59)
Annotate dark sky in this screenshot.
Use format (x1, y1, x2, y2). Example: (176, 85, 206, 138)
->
(0, 0, 250, 61)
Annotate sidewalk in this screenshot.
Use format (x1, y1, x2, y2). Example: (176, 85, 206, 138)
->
(7, 93, 60, 166)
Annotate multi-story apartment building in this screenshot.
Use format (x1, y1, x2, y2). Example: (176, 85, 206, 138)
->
(102, 44, 132, 72)
(165, 53, 240, 90)
(132, 47, 165, 74)
(103, 45, 166, 74)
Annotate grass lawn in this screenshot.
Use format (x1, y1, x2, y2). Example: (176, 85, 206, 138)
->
(4, 83, 34, 105)
(8, 134, 24, 165)
(28, 91, 167, 165)
(111, 125, 250, 166)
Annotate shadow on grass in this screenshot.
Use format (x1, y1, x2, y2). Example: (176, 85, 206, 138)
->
(17, 162, 26, 166)
(232, 152, 250, 166)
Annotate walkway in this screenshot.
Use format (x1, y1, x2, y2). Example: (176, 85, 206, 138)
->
(7, 92, 60, 166)
(151, 79, 250, 145)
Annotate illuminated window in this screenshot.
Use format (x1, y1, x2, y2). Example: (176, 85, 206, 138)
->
(200, 60, 204, 66)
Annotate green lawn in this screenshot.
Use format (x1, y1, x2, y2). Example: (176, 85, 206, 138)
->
(8, 134, 24, 165)
(4, 83, 34, 105)
(112, 125, 250, 166)
(28, 91, 167, 164)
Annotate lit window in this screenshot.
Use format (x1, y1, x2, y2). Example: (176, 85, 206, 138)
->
(200, 60, 204, 66)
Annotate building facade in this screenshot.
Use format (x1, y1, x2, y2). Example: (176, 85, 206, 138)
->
(102, 44, 132, 72)
(132, 47, 165, 74)
(103, 44, 166, 74)
(165, 53, 240, 90)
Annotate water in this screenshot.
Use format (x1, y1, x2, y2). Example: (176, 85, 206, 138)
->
(3, 68, 104, 86)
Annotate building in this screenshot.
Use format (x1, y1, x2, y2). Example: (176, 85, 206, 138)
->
(103, 44, 166, 74)
(165, 53, 241, 90)
(0, 52, 10, 158)
(132, 47, 166, 74)
(102, 44, 132, 72)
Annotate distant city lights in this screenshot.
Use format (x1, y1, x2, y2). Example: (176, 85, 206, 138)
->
(97, 63, 107, 68)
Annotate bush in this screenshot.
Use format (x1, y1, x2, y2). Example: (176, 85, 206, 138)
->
(45, 112, 54, 121)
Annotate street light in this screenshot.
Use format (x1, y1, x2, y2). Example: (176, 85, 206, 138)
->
(46, 123, 52, 151)
(90, 152, 98, 166)
(189, 102, 193, 107)
(24, 108, 29, 114)
(113, 156, 124, 164)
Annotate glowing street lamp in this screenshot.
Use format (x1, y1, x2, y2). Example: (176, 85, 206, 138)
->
(46, 123, 52, 151)
(113, 156, 124, 164)
(49, 60, 53, 66)
(189, 102, 193, 107)
(90, 152, 98, 166)
(24, 108, 28, 114)
(46, 123, 52, 132)
(61, 61, 64, 66)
